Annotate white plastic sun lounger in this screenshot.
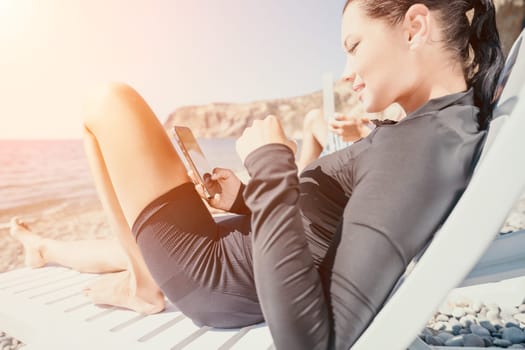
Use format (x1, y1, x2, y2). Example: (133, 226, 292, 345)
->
(1, 31, 524, 350)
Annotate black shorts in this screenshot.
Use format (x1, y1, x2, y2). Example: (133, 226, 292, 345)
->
(131, 182, 263, 328)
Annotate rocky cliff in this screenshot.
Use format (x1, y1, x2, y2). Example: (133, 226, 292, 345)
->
(164, 80, 402, 139)
(164, 2, 524, 139)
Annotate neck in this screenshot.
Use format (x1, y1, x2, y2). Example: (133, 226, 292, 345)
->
(399, 60, 468, 115)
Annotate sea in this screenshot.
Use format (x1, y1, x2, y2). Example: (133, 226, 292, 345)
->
(0, 138, 243, 215)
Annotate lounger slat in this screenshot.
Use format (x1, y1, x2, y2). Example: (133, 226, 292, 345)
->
(44, 291, 83, 305)
(45, 292, 90, 311)
(170, 326, 211, 350)
(108, 306, 184, 342)
(229, 325, 274, 350)
(138, 317, 205, 349)
(9, 270, 79, 293)
(84, 306, 117, 322)
(29, 274, 96, 299)
(181, 327, 245, 350)
(0, 267, 53, 285)
(217, 325, 257, 350)
(68, 303, 122, 323)
(138, 315, 187, 342)
(109, 313, 148, 332)
(0, 268, 73, 290)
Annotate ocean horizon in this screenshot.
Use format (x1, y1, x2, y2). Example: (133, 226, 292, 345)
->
(0, 138, 244, 213)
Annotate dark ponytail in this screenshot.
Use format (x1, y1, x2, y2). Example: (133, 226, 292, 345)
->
(467, 0, 505, 129)
(343, 0, 505, 129)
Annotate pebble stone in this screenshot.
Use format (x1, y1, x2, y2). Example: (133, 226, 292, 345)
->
(480, 320, 498, 333)
(449, 317, 460, 327)
(439, 303, 454, 317)
(488, 309, 501, 321)
(515, 313, 525, 324)
(502, 327, 525, 344)
(464, 307, 476, 316)
(453, 307, 466, 318)
(472, 300, 484, 313)
(506, 322, 521, 329)
(425, 335, 444, 346)
(471, 324, 490, 337)
(0, 332, 22, 350)
(493, 338, 513, 347)
(432, 322, 447, 331)
(436, 314, 449, 322)
(437, 332, 454, 343)
(483, 337, 493, 347)
(423, 301, 525, 348)
(445, 335, 464, 346)
(463, 334, 485, 346)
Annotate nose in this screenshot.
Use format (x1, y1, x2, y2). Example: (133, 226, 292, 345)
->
(340, 58, 364, 92)
(340, 58, 356, 83)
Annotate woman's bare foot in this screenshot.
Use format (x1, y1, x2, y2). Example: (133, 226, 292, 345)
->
(9, 217, 46, 268)
(83, 270, 165, 314)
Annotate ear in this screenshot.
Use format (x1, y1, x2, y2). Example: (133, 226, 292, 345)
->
(402, 4, 431, 50)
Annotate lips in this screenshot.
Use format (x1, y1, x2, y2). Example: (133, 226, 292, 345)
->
(353, 84, 365, 101)
(353, 83, 365, 93)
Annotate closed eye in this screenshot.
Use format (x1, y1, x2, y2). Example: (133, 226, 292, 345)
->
(348, 42, 359, 55)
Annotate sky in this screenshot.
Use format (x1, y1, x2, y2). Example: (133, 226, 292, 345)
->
(0, 0, 347, 139)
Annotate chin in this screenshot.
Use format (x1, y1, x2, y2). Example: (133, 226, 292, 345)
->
(361, 96, 391, 114)
(360, 98, 380, 114)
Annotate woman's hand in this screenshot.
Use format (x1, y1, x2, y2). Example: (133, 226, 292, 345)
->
(329, 114, 372, 142)
(193, 168, 242, 212)
(236, 115, 297, 164)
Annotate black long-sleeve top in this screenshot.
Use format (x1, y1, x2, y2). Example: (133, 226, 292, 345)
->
(240, 89, 486, 349)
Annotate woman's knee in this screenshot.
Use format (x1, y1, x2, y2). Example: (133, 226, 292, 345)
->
(303, 108, 323, 130)
(82, 82, 143, 129)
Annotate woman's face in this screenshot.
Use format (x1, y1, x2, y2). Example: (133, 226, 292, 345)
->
(341, 2, 417, 113)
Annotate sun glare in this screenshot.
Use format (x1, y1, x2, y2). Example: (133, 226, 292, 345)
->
(0, 0, 33, 42)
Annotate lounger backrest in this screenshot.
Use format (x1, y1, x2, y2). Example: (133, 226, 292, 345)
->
(352, 29, 525, 350)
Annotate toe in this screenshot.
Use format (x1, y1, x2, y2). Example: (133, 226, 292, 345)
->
(10, 217, 30, 232)
(10, 217, 18, 228)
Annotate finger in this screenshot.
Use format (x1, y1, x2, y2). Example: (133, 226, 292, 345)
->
(329, 121, 339, 129)
(329, 123, 343, 131)
(329, 127, 343, 135)
(331, 120, 353, 128)
(194, 183, 206, 199)
(211, 167, 231, 180)
(208, 193, 221, 206)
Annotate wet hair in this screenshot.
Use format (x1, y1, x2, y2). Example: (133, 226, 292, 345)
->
(343, 0, 505, 129)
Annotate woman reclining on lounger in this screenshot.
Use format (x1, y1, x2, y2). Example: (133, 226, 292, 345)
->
(10, 0, 504, 348)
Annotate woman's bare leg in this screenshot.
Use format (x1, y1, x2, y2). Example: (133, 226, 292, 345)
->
(297, 108, 328, 172)
(9, 217, 126, 273)
(79, 82, 191, 314)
